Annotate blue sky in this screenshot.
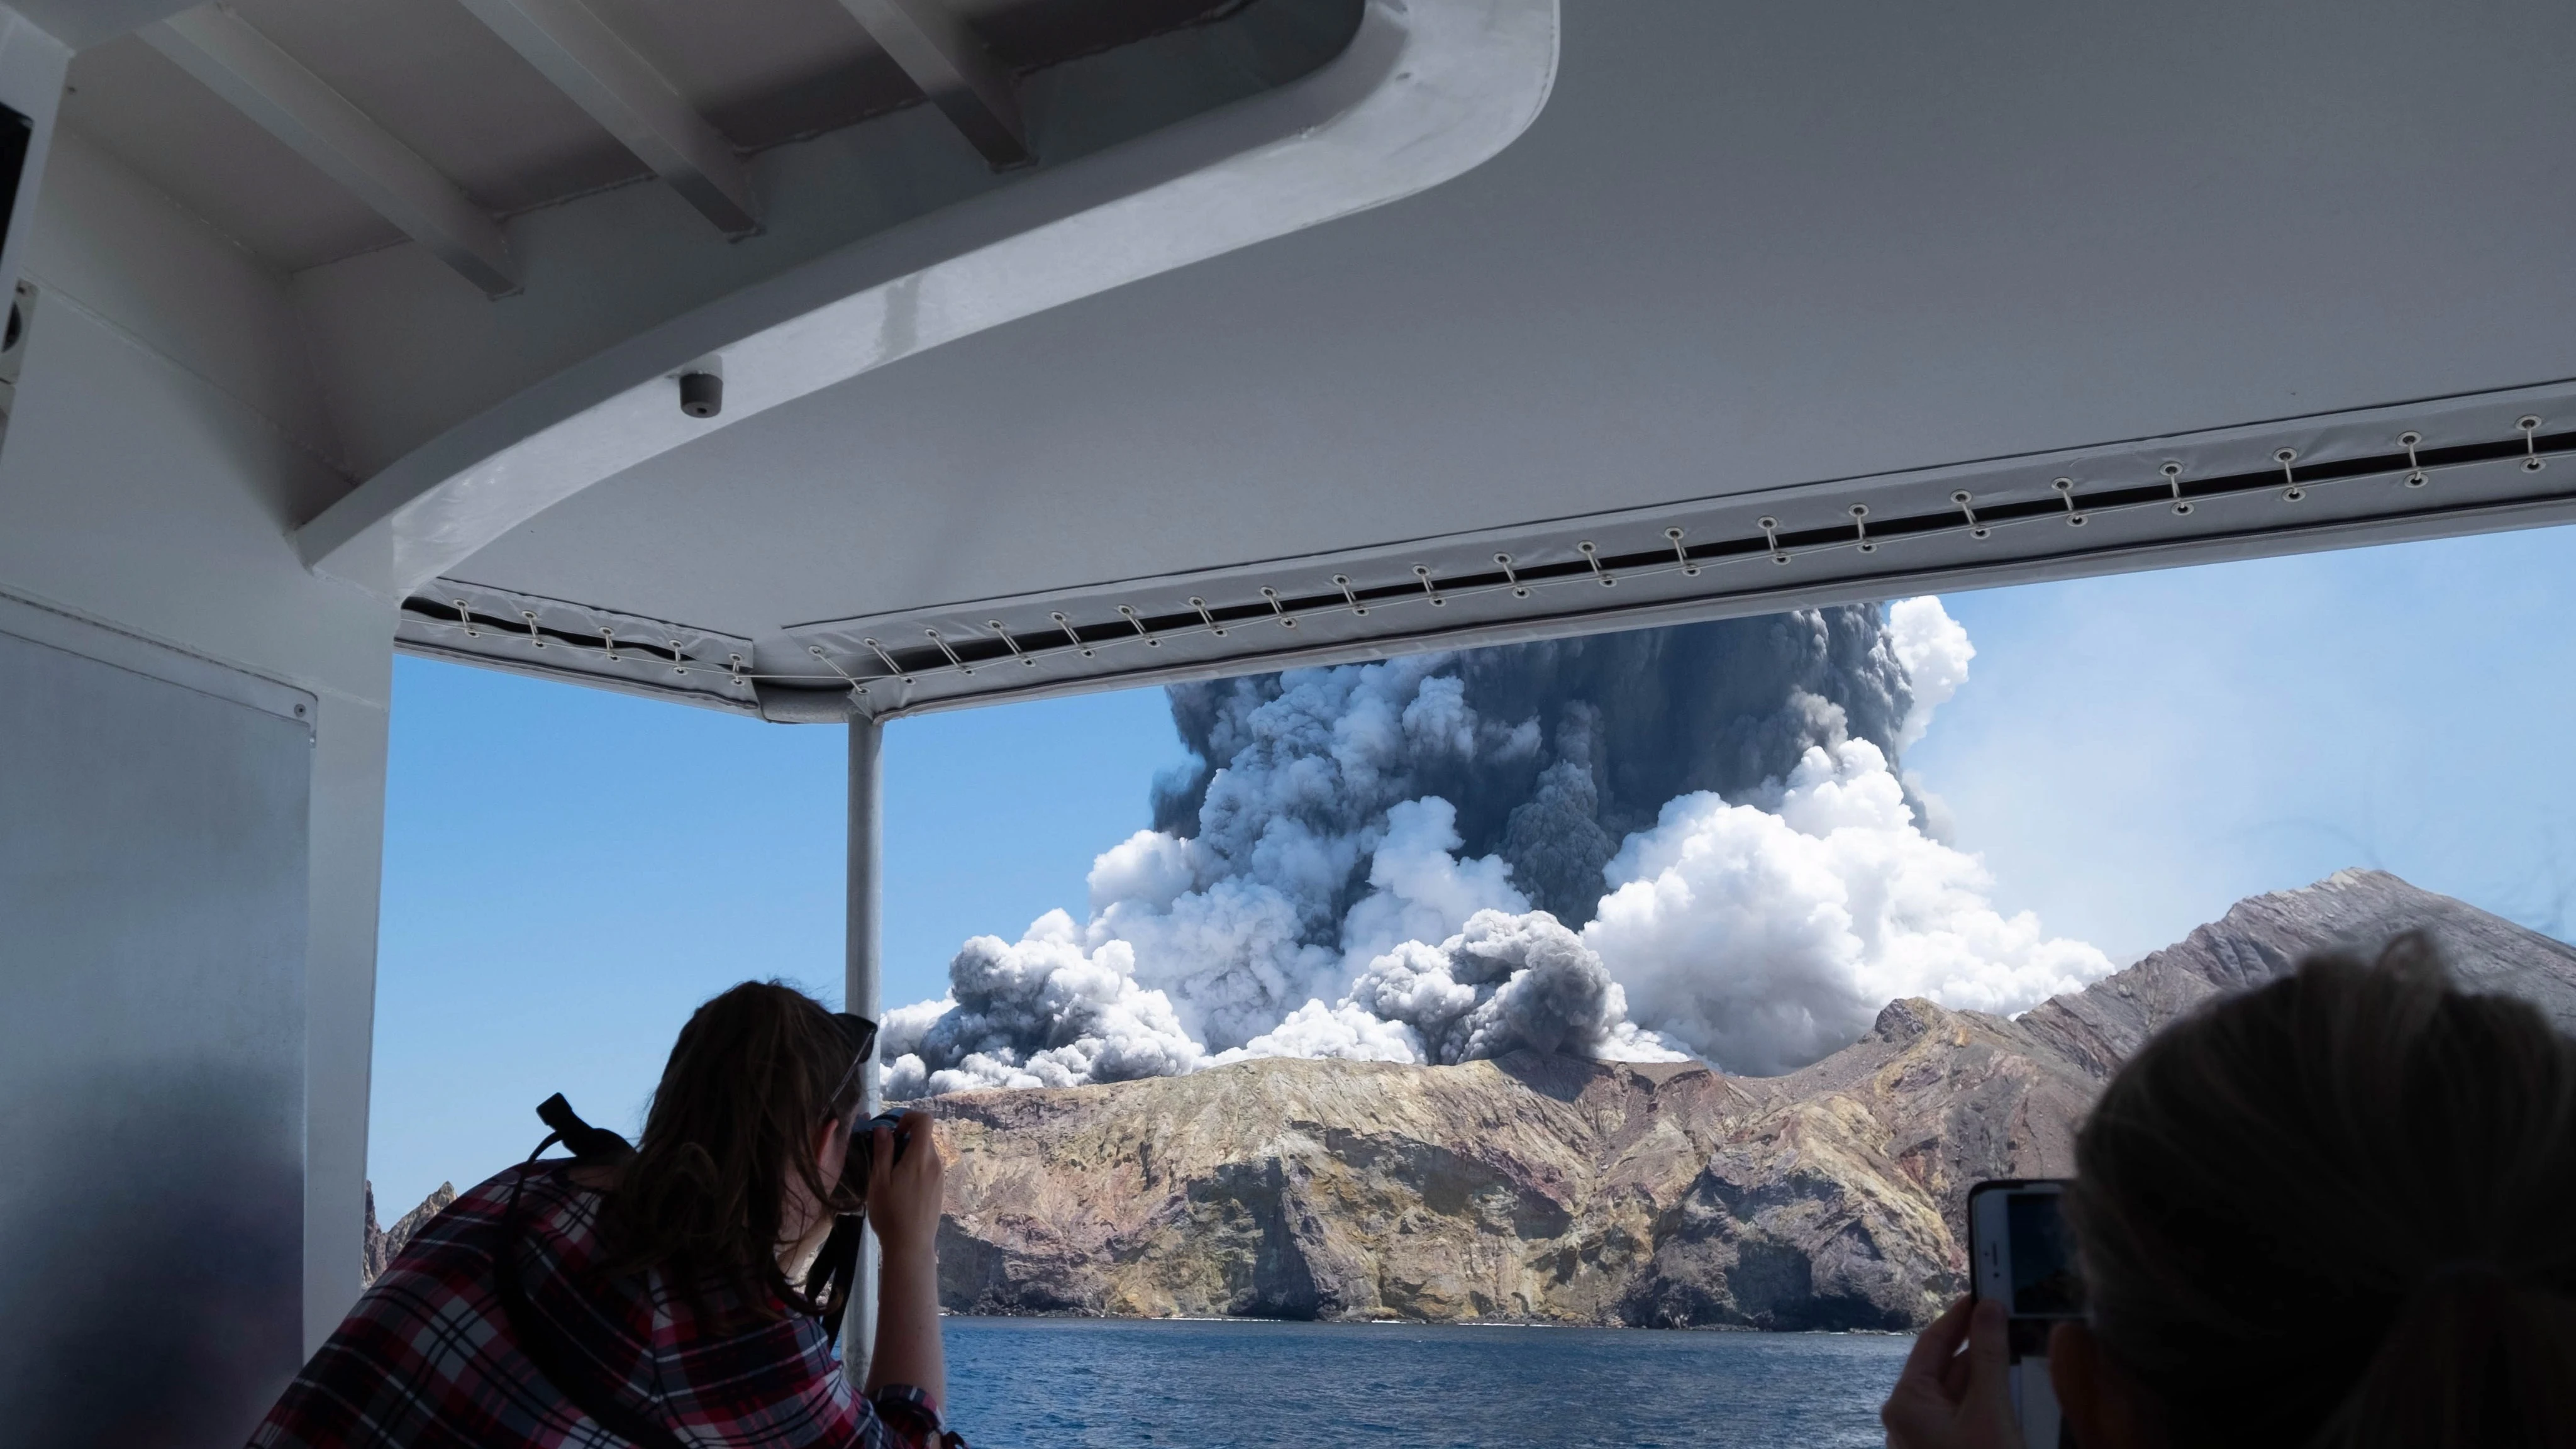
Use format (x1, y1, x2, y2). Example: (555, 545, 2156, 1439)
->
(1911, 525, 2576, 962)
(366, 522, 2576, 1214)
(369, 663, 1189, 1213)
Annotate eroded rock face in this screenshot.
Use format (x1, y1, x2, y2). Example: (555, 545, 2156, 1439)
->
(929, 872, 2575, 1329)
(362, 1181, 457, 1286)
(933, 997, 2092, 1328)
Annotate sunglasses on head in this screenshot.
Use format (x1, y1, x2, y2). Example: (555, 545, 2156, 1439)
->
(826, 1013, 879, 1122)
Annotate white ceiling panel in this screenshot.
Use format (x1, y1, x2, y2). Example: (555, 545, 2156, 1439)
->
(580, 0, 918, 147)
(428, 0, 2576, 716)
(224, 0, 648, 214)
(60, 35, 404, 270)
(456, 3, 2571, 570)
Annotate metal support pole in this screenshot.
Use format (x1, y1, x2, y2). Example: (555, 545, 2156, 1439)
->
(840, 713, 884, 1387)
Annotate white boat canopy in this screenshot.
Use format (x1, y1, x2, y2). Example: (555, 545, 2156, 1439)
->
(27, 0, 2572, 723)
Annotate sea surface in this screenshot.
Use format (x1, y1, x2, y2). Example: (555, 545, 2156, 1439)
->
(939, 1316, 1911, 1448)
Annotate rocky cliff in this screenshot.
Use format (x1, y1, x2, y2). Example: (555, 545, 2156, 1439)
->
(929, 870, 2576, 1329)
(362, 1180, 457, 1286)
(2019, 868, 2576, 1075)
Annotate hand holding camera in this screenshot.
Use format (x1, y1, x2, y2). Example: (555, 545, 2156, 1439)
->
(855, 1109, 942, 1255)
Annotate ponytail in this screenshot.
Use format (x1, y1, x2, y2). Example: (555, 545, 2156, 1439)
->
(2064, 935, 2576, 1449)
(2320, 1263, 2576, 1449)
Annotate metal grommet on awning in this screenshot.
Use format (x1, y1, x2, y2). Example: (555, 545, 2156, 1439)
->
(924, 628, 971, 674)
(808, 643, 869, 697)
(1951, 491, 1987, 540)
(1664, 527, 1698, 576)
(989, 621, 1034, 666)
(1116, 604, 1159, 645)
(2162, 462, 2192, 516)
(861, 637, 911, 683)
(1050, 612, 1093, 658)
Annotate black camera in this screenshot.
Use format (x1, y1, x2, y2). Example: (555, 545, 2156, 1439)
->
(845, 1109, 913, 1185)
(806, 1111, 910, 1321)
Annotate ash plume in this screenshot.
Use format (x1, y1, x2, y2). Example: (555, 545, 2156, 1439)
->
(1148, 605, 1920, 923)
(882, 599, 2107, 1096)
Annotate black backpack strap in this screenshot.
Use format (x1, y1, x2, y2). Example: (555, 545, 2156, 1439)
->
(493, 1101, 691, 1449)
(536, 1092, 638, 1165)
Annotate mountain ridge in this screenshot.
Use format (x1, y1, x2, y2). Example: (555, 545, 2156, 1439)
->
(2021, 868, 2576, 1076)
(928, 870, 2575, 1329)
(362, 1180, 456, 1286)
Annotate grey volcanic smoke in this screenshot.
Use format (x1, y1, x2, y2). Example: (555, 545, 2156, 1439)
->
(882, 601, 2105, 1095)
(1150, 607, 1919, 924)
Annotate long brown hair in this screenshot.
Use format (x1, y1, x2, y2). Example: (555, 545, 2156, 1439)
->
(2066, 933, 2576, 1448)
(597, 980, 865, 1320)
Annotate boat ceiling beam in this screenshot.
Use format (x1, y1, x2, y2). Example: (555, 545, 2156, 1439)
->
(9, 1, 203, 52)
(140, 7, 521, 297)
(455, 0, 762, 238)
(833, 0, 1030, 170)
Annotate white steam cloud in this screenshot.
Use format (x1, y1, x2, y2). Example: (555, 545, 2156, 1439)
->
(882, 599, 2106, 1097)
(1584, 735, 2105, 1075)
(1887, 596, 1973, 750)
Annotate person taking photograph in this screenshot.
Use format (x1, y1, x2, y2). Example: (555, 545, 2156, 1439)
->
(248, 980, 959, 1449)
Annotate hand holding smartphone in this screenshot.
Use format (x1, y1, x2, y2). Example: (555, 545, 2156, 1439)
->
(1967, 1179, 2082, 1449)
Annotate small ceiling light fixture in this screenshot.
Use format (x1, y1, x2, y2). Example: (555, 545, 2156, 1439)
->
(678, 371, 723, 418)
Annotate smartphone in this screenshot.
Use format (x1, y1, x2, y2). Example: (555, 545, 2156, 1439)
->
(1968, 1179, 2082, 1448)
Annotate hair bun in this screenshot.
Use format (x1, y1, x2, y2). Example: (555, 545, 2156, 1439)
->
(2323, 1254, 2575, 1447)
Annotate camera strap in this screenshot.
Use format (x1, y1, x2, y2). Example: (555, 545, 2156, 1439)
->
(805, 1215, 864, 1330)
(494, 1094, 693, 1449)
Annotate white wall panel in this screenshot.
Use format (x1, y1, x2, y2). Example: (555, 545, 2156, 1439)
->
(0, 126, 396, 1366)
(0, 611, 312, 1445)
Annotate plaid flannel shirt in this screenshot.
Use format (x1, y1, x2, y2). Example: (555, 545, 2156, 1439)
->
(248, 1165, 955, 1449)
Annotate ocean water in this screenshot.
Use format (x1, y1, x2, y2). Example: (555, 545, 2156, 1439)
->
(939, 1316, 1911, 1448)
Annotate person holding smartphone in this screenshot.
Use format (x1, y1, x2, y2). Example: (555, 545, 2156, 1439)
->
(248, 980, 962, 1449)
(1883, 933, 2576, 1449)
